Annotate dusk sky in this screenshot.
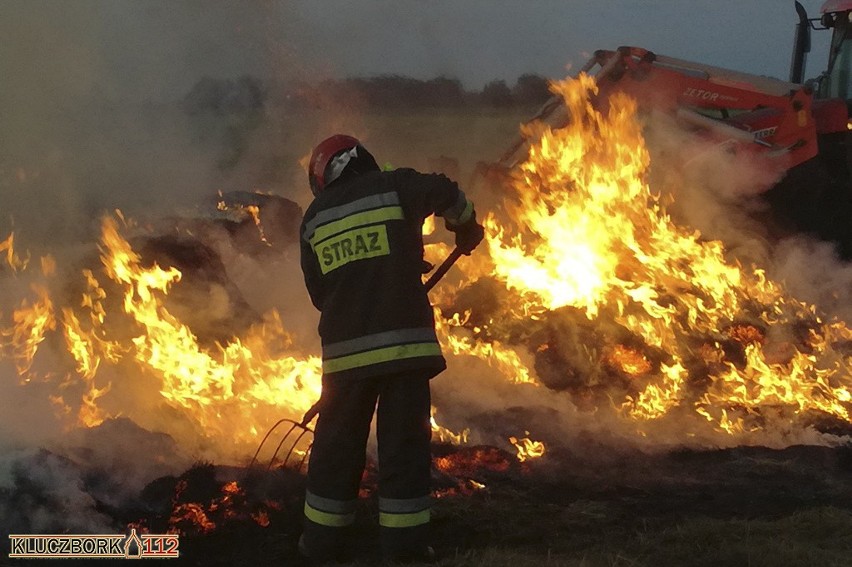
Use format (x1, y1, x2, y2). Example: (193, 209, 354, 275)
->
(0, 1, 835, 103)
(0, 0, 839, 241)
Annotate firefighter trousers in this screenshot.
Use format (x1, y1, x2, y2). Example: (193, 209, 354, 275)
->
(301, 370, 433, 561)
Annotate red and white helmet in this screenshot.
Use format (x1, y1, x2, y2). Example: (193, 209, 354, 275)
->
(821, 0, 852, 14)
(308, 134, 362, 195)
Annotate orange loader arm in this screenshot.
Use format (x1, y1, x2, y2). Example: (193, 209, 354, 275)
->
(501, 46, 826, 173)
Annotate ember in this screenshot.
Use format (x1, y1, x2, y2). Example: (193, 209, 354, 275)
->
(726, 323, 766, 345)
(136, 465, 281, 537)
(433, 446, 513, 477)
(606, 344, 652, 377)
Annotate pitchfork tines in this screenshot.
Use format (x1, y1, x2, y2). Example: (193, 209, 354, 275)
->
(248, 417, 314, 472)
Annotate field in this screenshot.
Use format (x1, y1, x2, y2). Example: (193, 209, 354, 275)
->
(7, 437, 851, 566)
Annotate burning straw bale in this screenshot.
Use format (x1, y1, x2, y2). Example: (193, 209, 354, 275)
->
(205, 191, 303, 251)
(133, 234, 259, 344)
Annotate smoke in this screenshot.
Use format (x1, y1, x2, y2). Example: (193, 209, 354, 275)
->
(773, 237, 852, 323)
(434, 339, 845, 457)
(0, 0, 310, 467)
(0, 1, 312, 248)
(642, 109, 784, 267)
(642, 109, 852, 324)
(0, 418, 190, 536)
(0, 449, 117, 533)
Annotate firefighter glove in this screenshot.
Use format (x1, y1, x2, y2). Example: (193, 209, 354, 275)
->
(452, 218, 485, 255)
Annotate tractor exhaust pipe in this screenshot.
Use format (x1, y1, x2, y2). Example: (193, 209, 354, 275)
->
(790, 1, 812, 84)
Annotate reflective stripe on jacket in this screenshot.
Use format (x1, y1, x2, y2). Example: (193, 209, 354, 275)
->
(300, 168, 472, 380)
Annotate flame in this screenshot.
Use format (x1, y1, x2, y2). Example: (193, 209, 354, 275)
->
(436, 311, 536, 386)
(40, 255, 56, 277)
(431, 406, 469, 444)
(218, 199, 270, 245)
(607, 344, 652, 376)
(96, 215, 322, 444)
(422, 214, 436, 236)
(1, 284, 55, 379)
(480, 73, 852, 433)
(508, 432, 545, 462)
(2, 214, 321, 449)
(62, 291, 119, 428)
(0, 232, 29, 272)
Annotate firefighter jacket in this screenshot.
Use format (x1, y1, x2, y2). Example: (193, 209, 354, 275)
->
(300, 167, 474, 380)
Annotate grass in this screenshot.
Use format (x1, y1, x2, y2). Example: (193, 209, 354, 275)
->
(393, 505, 852, 567)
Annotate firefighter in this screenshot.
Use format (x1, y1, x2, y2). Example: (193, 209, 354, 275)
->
(298, 134, 484, 563)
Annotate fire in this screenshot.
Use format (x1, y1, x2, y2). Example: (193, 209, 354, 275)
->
(162, 475, 274, 535)
(96, 216, 322, 443)
(217, 197, 270, 245)
(437, 311, 537, 386)
(0, 214, 323, 451)
(2, 70, 851, 459)
(431, 406, 469, 445)
(0, 232, 29, 272)
(607, 344, 652, 376)
(479, 73, 852, 433)
(508, 432, 546, 462)
(1, 284, 55, 379)
(422, 214, 436, 236)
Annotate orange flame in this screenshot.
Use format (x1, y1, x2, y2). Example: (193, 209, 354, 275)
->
(2, 284, 55, 379)
(508, 432, 546, 462)
(0, 232, 29, 272)
(431, 406, 469, 445)
(481, 74, 852, 433)
(96, 215, 322, 445)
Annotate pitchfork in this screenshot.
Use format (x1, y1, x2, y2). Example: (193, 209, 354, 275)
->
(248, 415, 315, 472)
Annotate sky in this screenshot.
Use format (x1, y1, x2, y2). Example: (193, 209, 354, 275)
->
(0, 0, 835, 104)
(0, 0, 837, 244)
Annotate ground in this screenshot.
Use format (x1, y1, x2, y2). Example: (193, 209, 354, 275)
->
(7, 441, 849, 567)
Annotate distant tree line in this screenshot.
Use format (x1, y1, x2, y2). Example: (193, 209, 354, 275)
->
(182, 73, 552, 115)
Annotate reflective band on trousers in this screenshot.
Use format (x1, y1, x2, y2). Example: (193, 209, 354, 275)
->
(323, 342, 442, 374)
(378, 496, 432, 528)
(303, 191, 401, 243)
(379, 510, 431, 528)
(304, 491, 357, 528)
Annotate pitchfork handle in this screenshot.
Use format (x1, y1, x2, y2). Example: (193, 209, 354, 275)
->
(424, 247, 463, 292)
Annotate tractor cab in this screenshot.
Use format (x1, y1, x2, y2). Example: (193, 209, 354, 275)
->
(819, 1, 852, 102)
(792, 0, 852, 105)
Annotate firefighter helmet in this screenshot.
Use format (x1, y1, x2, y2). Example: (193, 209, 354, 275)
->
(308, 134, 368, 195)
